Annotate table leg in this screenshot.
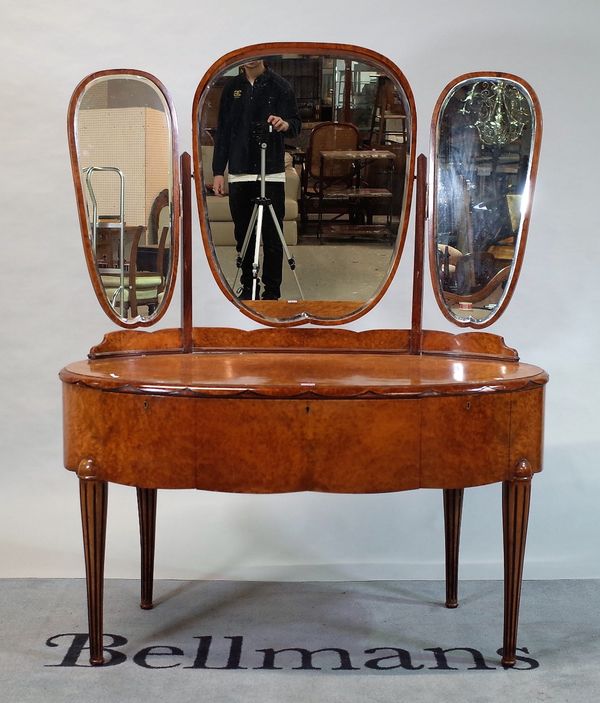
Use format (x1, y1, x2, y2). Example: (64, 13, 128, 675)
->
(137, 488, 157, 610)
(443, 488, 464, 608)
(502, 459, 533, 667)
(78, 460, 107, 666)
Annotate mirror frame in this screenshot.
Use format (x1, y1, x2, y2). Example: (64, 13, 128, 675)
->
(68, 68, 180, 328)
(428, 71, 542, 329)
(192, 42, 416, 327)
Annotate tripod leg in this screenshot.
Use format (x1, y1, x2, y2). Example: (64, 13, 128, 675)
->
(234, 204, 260, 292)
(252, 206, 264, 300)
(267, 203, 304, 300)
(238, 205, 259, 263)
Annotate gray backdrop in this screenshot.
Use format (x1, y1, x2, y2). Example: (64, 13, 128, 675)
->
(1, 0, 598, 580)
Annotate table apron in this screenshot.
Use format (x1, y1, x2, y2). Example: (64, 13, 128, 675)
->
(62, 384, 544, 492)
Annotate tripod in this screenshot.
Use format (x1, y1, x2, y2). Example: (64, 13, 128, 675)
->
(234, 128, 304, 301)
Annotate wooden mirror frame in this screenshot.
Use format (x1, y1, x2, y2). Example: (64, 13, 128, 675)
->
(427, 71, 542, 329)
(192, 42, 417, 327)
(68, 69, 181, 328)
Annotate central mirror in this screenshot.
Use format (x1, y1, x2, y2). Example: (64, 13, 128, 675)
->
(193, 44, 415, 325)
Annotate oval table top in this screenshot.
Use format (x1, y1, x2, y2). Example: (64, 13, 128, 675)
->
(60, 352, 548, 399)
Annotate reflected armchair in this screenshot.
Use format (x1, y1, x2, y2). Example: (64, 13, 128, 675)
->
(301, 121, 360, 224)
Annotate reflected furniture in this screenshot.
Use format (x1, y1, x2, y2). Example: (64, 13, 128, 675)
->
(62, 43, 545, 669)
(317, 149, 395, 239)
(301, 121, 359, 226)
(368, 75, 409, 145)
(102, 224, 170, 317)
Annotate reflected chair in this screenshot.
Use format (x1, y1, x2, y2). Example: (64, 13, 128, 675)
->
(101, 217, 171, 318)
(438, 244, 463, 289)
(147, 188, 169, 247)
(301, 121, 360, 228)
(368, 75, 408, 146)
(443, 252, 511, 309)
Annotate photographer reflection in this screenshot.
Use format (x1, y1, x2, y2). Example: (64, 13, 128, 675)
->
(212, 59, 301, 300)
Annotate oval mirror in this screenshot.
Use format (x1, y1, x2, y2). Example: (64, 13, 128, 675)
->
(68, 70, 180, 327)
(193, 43, 415, 326)
(429, 72, 542, 327)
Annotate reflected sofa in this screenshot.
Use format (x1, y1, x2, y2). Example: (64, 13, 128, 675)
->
(201, 145, 300, 246)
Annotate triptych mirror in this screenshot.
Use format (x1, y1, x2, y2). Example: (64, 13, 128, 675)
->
(430, 73, 541, 326)
(68, 70, 180, 327)
(68, 44, 541, 329)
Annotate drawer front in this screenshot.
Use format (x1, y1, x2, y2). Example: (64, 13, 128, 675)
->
(63, 384, 198, 488)
(307, 400, 421, 493)
(420, 393, 511, 488)
(194, 400, 309, 493)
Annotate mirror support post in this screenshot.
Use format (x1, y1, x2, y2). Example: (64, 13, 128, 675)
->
(181, 152, 193, 351)
(410, 154, 427, 354)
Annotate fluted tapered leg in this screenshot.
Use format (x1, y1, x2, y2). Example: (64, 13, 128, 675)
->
(502, 459, 533, 667)
(79, 472, 108, 666)
(137, 488, 157, 610)
(443, 488, 464, 608)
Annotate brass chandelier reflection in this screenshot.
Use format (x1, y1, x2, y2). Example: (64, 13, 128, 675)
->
(459, 80, 529, 146)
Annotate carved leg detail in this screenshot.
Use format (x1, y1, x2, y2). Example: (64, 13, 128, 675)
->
(443, 488, 464, 608)
(502, 459, 533, 667)
(78, 460, 108, 667)
(137, 488, 157, 610)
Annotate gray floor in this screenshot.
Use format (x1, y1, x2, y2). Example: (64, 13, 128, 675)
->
(216, 243, 395, 301)
(1, 579, 598, 702)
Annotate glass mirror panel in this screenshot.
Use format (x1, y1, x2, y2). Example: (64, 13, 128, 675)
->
(72, 74, 176, 324)
(432, 75, 539, 326)
(195, 48, 414, 324)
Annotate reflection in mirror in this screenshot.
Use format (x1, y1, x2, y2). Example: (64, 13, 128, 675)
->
(74, 75, 174, 322)
(432, 76, 539, 325)
(197, 51, 413, 322)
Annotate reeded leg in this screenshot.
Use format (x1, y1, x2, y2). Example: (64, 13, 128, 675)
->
(443, 488, 464, 608)
(502, 459, 533, 667)
(78, 460, 108, 666)
(137, 488, 157, 610)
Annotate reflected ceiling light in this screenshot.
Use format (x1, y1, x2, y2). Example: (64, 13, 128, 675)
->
(460, 80, 529, 146)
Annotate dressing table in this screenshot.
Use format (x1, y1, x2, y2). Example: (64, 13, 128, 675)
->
(62, 43, 545, 667)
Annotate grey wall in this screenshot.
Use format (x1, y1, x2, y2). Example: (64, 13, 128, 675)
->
(2, 0, 599, 580)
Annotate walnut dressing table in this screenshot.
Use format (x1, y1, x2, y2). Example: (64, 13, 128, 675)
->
(63, 44, 544, 667)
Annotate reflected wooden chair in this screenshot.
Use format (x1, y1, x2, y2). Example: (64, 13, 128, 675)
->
(438, 243, 463, 289)
(443, 252, 510, 308)
(101, 222, 170, 318)
(368, 75, 408, 146)
(301, 122, 360, 227)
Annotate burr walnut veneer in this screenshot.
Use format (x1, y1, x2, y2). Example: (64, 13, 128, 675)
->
(61, 326, 547, 667)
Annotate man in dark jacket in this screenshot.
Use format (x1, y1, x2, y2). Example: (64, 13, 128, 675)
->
(212, 60, 301, 300)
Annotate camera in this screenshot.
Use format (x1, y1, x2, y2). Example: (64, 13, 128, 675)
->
(251, 121, 273, 143)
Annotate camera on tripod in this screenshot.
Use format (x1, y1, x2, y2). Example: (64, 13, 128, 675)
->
(234, 117, 304, 302)
(251, 121, 273, 144)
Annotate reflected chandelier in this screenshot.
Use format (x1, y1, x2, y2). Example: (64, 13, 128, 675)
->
(459, 80, 529, 146)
